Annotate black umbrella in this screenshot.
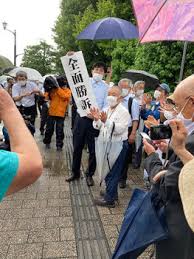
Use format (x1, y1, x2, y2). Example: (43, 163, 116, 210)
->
(122, 69, 159, 89)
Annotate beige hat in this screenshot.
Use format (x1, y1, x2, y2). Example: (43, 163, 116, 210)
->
(179, 159, 194, 232)
(166, 94, 175, 104)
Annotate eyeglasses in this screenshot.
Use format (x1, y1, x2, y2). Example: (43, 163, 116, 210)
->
(173, 96, 192, 112)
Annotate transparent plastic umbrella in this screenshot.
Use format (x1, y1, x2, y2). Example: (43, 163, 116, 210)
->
(0, 75, 11, 85)
(7, 67, 43, 82)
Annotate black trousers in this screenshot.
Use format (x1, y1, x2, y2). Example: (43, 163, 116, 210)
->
(40, 103, 48, 133)
(119, 127, 135, 183)
(133, 142, 143, 168)
(72, 114, 99, 177)
(37, 101, 42, 114)
(43, 116, 65, 148)
(71, 104, 77, 130)
(22, 105, 37, 125)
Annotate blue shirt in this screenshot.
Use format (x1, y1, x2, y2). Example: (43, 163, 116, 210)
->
(141, 101, 160, 121)
(0, 150, 19, 201)
(140, 101, 160, 133)
(91, 79, 108, 110)
(122, 94, 140, 127)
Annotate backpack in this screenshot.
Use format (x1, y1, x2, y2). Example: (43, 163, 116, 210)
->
(128, 97, 134, 118)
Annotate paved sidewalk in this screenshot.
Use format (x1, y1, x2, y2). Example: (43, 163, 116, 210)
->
(0, 119, 153, 259)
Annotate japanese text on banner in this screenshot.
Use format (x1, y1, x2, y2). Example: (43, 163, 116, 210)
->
(61, 51, 97, 117)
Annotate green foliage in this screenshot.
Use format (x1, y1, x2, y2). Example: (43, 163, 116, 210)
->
(21, 41, 56, 76)
(0, 55, 13, 72)
(53, 0, 134, 72)
(53, 0, 194, 86)
(74, 0, 117, 70)
(53, 0, 97, 72)
(133, 42, 183, 87)
(112, 41, 194, 90)
(111, 40, 138, 83)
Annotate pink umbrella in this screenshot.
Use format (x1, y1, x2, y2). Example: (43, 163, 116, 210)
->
(132, 0, 194, 43)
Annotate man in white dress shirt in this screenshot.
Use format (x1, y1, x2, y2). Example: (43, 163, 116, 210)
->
(90, 86, 130, 207)
(12, 71, 43, 125)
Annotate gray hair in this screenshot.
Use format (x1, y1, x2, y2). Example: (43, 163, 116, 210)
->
(16, 71, 28, 79)
(118, 78, 133, 88)
(134, 81, 145, 87)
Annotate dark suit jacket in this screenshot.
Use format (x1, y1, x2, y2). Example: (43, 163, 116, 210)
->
(144, 131, 194, 202)
(144, 131, 194, 259)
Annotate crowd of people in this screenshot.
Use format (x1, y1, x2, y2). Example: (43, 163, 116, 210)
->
(65, 62, 194, 258)
(0, 63, 194, 259)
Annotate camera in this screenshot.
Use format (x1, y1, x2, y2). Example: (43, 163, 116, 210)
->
(150, 124, 172, 140)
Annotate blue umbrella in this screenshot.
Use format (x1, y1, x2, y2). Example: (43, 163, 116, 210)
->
(77, 17, 139, 40)
(112, 188, 168, 259)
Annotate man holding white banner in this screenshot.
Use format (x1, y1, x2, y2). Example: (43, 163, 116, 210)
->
(61, 52, 108, 186)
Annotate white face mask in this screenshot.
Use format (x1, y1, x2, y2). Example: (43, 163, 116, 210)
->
(164, 110, 176, 121)
(154, 90, 161, 99)
(177, 112, 194, 134)
(176, 98, 194, 134)
(18, 80, 27, 87)
(93, 73, 103, 82)
(121, 89, 129, 97)
(136, 89, 144, 97)
(107, 95, 118, 108)
(129, 91, 135, 98)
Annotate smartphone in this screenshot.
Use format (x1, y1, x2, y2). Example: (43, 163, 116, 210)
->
(150, 124, 172, 140)
(140, 132, 151, 140)
(140, 132, 154, 145)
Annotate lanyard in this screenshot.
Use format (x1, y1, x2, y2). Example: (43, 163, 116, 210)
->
(107, 105, 119, 119)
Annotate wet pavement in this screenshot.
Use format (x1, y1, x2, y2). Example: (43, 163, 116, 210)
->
(0, 118, 153, 259)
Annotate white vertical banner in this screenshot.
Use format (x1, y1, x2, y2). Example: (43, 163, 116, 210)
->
(61, 51, 97, 117)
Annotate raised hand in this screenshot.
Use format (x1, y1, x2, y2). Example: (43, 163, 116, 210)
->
(143, 138, 156, 156)
(153, 140, 168, 153)
(169, 119, 188, 153)
(89, 107, 100, 121)
(143, 93, 152, 105)
(144, 115, 159, 129)
(100, 111, 107, 123)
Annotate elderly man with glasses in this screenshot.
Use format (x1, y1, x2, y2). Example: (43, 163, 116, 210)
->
(143, 75, 194, 259)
